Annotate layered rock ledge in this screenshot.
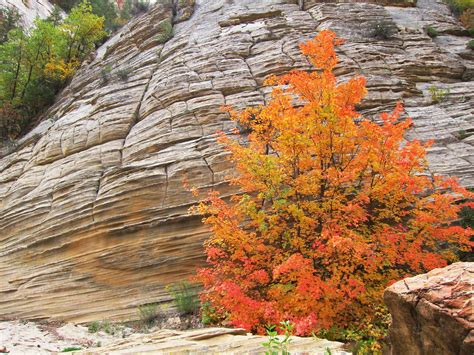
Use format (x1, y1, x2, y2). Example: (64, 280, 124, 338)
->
(0, 0, 473, 322)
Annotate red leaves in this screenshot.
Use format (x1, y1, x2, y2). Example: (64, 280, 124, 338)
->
(194, 30, 473, 336)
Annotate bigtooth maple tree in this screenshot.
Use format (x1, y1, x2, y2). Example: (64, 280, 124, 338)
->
(192, 30, 473, 336)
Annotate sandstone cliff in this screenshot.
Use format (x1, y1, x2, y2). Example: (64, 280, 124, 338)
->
(0, 0, 56, 28)
(0, 0, 473, 322)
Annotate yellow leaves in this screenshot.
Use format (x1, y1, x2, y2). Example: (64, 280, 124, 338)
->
(44, 58, 78, 80)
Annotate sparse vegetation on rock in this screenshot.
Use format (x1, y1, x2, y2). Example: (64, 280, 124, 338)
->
(167, 281, 199, 316)
(370, 20, 396, 39)
(138, 303, 166, 328)
(426, 25, 439, 38)
(429, 85, 448, 103)
(156, 18, 173, 44)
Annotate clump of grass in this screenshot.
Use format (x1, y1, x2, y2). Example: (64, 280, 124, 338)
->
(458, 129, 468, 139)
(88, 321, 100, 333)
(87, 320, 117, 335)
(138, 303, 165, 327)
(426, 26, 439, 38)
(100, 64, 113, 84)
(468, 39, 474, 49)
(61, 347, 82, 353)
(156, 18, 173, 44)
(116, 68, 131, 81)
(166, 280, 199, 315)
(428, 85, 448, 103)
(370, 21, 396, 40)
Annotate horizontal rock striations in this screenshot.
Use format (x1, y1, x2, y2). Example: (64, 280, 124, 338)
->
(0, 0, 473, 322)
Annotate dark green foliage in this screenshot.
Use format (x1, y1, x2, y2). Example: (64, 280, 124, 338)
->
(444, 0, 472, 16)
(61, 347, 82, 352)
(156, 18, 173, 44)
(0, 5, 20, 44)
(87, 320, 118, 334)
(166, 281, 199, 315)
(87, 321, 100, 333)
(116, 67, 131, 81)
(370, 21, 396, 40)
(426, 26, 439, 38)
(51, 0, 79, 12)
(120, 0, 133, 20)
(90, 0, 119, 32)
(47, 5, 64, 26)
(468, 39, 474, 49)
(458, 205, 473, 261)
(132, 0, 151, 15)
(0, 102, 26, 141)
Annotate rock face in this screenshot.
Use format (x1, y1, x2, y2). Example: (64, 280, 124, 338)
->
(0, 0, 56, 29)
(77, 327, 349, 354)
(0, 0, 473, 322)
(384, 262, 474, 355)
(0, 322, 348, 354)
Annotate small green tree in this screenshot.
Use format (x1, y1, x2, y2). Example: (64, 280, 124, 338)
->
(90, 0, 119, 32)
(0, 5, 21, 44)
(59, 0, 106, 65)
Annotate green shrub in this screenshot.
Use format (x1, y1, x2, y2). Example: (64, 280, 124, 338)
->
(156, 18, 173, 44)
(132, 0, 151, 15)
(87, 320, 117, 335)
(166, 281, 199, 315)
(428, 85, 448, 103)
(262, 321, 293, 355)
(201, 301, 221, 325)
(0, 5, 21, 44)
(0, 102, 26, 142)
(444, 0, 472, 16)
(370, 21, 396, 40)
(100, 64, 113, 84)
(116, 68, 131, 81)
(426, 26, 439, 38)
(468, 39, 474, 49)
(87, 321, 100, 333)
(138, 303, 165, 327)
(317, 306, 390, 354)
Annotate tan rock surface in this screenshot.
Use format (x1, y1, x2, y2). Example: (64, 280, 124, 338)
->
(384, 262, 474, 355)
(77, 327, 349, 354)
(0, 322, 348, 354)
(0, 0, 473, 322)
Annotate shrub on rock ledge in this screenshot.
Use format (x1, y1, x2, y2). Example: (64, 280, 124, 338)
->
(193, 30, 473, 340)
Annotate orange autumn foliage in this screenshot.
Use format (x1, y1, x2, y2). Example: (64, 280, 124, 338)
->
(193, 30, 473, 336)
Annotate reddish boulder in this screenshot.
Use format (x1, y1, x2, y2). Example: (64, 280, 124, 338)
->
(384, 262, 473, 355)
